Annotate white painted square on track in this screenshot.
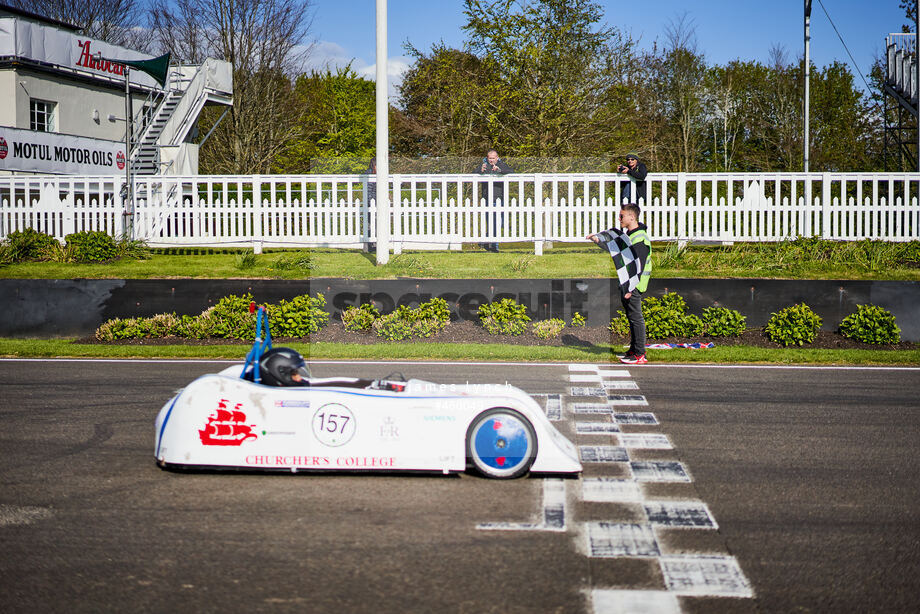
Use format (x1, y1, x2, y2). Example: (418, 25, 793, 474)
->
(620, 433, 672, 449)
(658, 555, 754, 597)
(568, 364, 599, 371)
(596, 368, 631, 378)
(570, 373, 603, 383)
(582, 478, 643, 503)
(606, 395, 648, 406)
(571, 402, 615, 414)
(644, 501, 718, 529)
(576, 422, 621, 434)
(571, 386, 607, 396)
(602, 380, 640, 390)
(613, 412, 658, 425)
(630, 461, 692, 483)
(586, 522, 661, 558)
(590, 590, 681, 614)
(580, 445, 629, 463)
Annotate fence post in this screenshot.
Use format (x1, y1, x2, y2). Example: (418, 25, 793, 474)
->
(677, 172, 687, 242)
(253, 175, 263, 254)
(392, 174, 402, 255)
(534, 174, 544, 255)
(821, 172, 831, 239)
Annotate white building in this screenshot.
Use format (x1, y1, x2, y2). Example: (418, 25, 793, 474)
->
(0, 4, 232, 176)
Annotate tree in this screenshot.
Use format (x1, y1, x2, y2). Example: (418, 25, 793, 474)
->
(274, 66, 376, 173)
(459, 0, 632, 158)
(809, 61, 876, 171)
(150, 0, 314, 173)
(395, 44, 495, 159)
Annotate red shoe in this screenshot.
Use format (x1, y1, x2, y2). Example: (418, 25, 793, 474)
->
(619, 353, 647, 364)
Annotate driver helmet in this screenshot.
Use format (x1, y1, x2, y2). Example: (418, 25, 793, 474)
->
(259, 347, 310, 386)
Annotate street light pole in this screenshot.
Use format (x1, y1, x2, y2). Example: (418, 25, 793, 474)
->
(375, 0, 390, 265)
(804, 0, 811, 173)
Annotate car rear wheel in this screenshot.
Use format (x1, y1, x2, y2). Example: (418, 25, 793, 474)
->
(466, 408, 537, 479)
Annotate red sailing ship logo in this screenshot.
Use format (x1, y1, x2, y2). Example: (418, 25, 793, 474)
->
(199, 399, 258, 446)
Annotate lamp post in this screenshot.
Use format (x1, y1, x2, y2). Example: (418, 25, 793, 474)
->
(375, 0, 390, 265)
(804, 0, 811, 173)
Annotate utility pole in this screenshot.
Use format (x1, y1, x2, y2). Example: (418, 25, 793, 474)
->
(375, 0, 390, 265)
(916, 1, 919, 171)
(804, 0, 811, 173)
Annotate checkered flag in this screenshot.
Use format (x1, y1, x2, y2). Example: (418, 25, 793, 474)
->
(598, 228, 642, 294)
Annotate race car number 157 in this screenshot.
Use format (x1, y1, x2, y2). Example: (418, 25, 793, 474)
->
(312, 403, 356, 447)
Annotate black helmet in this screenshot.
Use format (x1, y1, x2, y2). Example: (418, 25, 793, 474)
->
(259, 347, 310, 386)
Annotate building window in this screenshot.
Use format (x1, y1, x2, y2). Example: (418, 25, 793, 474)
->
(30, 99, 56, 132)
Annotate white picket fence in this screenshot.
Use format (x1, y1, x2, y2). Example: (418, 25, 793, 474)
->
(1, 172, 919, 251)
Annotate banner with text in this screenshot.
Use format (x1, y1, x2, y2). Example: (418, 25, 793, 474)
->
(0, 127, 126, 175)
(0, 17, 160, 89)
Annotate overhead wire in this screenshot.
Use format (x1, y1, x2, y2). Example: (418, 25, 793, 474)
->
(815, 0, 874, 93)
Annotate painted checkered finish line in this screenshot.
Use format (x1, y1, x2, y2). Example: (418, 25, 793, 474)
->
(486, 364, 754, 614)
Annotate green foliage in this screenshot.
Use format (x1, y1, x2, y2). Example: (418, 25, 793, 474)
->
(268, 293, 330, 337)
(65, 231, 117, 263)
(342, 303, 380, 332)
(115, 236, 151, 260)
(201, 293, 258, 340)
(368, 298, 451, 341)
(608, 311, 629, 335)
(765, 303, 823, 346)
(274, 65, 376, 173)
(95, 317, 144, 341)
(533, 318, 566, 339)
(570, 312, 586, 327)
(478, 298, 531, 335)
(608, 292, 704, 339)
(702, 306, 747, 337)
(509, 255, 536, 273)
(93, 292, 330, 341)
(414, 297, 451, 325)
(273, 250, 315, 273)
(839, 304, 901, 344)
(643, 293, 703, 339)
(372, 312, 415, 341)
(4, 228, 58, 262)
(235, 251, 258, 270)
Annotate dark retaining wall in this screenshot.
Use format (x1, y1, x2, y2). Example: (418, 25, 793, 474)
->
(2, 278, 919, 341)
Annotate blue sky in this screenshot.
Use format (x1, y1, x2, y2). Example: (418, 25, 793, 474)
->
(306, 1, 910, 97)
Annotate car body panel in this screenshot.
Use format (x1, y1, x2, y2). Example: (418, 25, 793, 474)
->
(155, 364, 582, 477)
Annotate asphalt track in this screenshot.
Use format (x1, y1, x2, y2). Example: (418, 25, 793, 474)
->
(0, 359, 918, 613)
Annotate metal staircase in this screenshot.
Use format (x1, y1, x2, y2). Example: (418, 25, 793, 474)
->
(128, 59, 233, 176)
(130, 88, 182, 175)
(883, 33, 919, 170)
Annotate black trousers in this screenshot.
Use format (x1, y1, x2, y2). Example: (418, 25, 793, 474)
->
(621, 290, 646, 355)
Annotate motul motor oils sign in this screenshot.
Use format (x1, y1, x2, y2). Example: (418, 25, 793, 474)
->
(0, 127, 125, 175)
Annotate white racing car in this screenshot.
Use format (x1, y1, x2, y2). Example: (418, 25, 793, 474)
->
(154, 309, 582, 479)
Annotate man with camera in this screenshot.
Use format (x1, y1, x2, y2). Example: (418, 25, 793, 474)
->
(618, 152, 648, 204)
(475, 149, 513, 252)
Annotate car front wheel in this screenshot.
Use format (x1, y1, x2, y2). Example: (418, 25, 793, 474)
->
(466, 408, 537, 479)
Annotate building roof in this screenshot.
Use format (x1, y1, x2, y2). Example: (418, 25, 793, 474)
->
(0, 3, 81, 32)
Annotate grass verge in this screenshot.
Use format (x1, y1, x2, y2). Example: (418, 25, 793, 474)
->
(2, 339, 918, 365)
(2, 242, 919, 280)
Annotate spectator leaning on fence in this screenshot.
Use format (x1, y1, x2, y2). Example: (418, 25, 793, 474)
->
(618, 152, 647, 204)
(587, 202, 652, 365)
(475, 149, 513, 252)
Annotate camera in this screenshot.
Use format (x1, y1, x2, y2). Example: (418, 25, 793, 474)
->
(618, 164, 627, 172)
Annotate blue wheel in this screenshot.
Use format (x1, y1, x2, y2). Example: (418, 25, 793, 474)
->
(466, 408, 537, 479)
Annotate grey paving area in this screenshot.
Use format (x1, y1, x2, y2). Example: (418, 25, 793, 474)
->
(0, 359, 918, 613)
